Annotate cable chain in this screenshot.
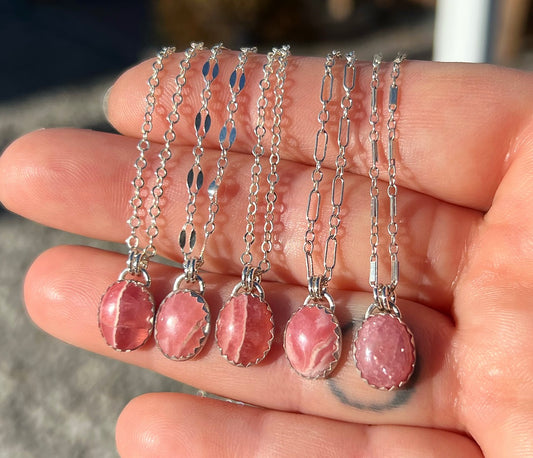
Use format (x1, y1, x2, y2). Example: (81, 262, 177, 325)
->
(126, 46, 175, 273)
(259, 45, 291, 273)
(143, 42, 204, 260)
(179, 44, 223, 260)
(240, 47, 290, 268)
(198, 47, 257, 263)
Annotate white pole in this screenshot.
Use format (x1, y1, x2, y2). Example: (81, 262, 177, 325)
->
(433, 0, 494, 63)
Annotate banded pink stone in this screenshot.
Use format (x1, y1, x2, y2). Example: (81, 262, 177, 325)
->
(284, 305, 341, 379)
(155, 290, 210, 360)
(98, 280, 155, 352)
(353, 313, 415, 390)
(216, 293, 273, 366)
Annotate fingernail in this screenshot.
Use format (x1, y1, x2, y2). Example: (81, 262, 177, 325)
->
(102, 85, 113, 122)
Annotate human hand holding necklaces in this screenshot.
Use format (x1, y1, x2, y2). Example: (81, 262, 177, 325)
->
(1, 49, 532, 457)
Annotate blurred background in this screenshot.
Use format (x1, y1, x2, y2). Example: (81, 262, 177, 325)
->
(0, 0, 532, 456)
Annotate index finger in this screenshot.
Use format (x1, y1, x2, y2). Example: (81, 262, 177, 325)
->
(107, 50, 533, 211)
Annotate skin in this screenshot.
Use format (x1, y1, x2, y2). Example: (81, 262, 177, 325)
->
(1, 50, 532, 457)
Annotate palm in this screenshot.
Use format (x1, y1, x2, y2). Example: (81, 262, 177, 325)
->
(1, 53, 532, 457)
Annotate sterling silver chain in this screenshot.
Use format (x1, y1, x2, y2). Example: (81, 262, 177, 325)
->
(303, 51, 356, 298)
(368, 53, 406, 303)
(240, 45, 290, 275)
(179, 44, 223, 263)
(199, 47, 257, 262)
(125, 46, 175, 277)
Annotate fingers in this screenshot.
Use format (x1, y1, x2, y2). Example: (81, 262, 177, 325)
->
(115, 393, 482, 458)
(3, 128, 481, 309)
(108, 50, 533, 210)
(26, 244, 462, 430)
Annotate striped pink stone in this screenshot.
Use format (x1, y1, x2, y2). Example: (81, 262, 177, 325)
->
(216, 293, 273, 366)
(284, 305, 341, 378)
(155, 290, 210, 360)
(98, 280, 155, 351)
(353, 313, 415, 390)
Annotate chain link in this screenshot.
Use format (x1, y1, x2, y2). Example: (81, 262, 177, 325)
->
(304, 51, 339, 279)
(368, 54, 382, 287)
(179, 44, 223, 260)
(240, 46, 290, 269)
(304, 51, 356, 289)
(198, 47, 257, 263)
(368, 52, 406, 292)
(387, 53, 406, 288)
(125, 46, 175, 273)
(259, 45, 290, 273)
(143, 43, 204, 259)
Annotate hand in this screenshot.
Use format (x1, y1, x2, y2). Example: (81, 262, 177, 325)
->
(1, 51, 532, 457)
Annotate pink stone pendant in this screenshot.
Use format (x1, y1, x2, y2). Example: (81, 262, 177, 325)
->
(154, 290, 210, 361)
(284, 304, 341, 379)
(215, 292, 274, 367)
(98, 280, 155, 352)
(353, 312, 416, 390)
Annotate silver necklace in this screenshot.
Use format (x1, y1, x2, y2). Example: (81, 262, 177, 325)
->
(353, 54, 416, 390)
(215, 46, 291, 367)
(98, 47, 175, 352)
(284, 51, 356, 379)
(154, 45, 257, 361)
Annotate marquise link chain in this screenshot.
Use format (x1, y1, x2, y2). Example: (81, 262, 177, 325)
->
(179, 44, 223, 260)
(126, 46, 175, 273)
(198, 47, 257, 263)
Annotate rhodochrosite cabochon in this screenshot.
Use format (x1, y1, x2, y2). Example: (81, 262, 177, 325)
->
(216, 293, 274, 367)
(98, 280, 155, 352)
(353, 313, 416, 390)
(155, 290, 210, 360)
(284, 304, 341, 379)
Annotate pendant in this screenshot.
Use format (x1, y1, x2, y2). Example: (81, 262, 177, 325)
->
(154, 269, 210, 360)
(155, 288, 210, 361)
(216, 277, 274, 367)
(284, 293, 341, 379)
(353, 303, 416, 390)
(98, 277, 155, 352)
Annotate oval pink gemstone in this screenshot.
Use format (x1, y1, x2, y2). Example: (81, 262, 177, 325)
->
(353, 313, 415, 390)
(216, 293, 273, 366)
(98, 280, 155, 352)
(155, 290, 210, 360)
(284, 305, 341, 378)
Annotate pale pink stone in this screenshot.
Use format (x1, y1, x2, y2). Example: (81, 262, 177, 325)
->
(216, 293, 273, 366)
(98, 280, 155, 351)
(353, 314, 415, 390)
(284, 305, 341, 378)
(155, 290, 210, 360)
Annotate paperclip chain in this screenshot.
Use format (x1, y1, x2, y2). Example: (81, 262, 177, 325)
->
(144, 43, 204, 260)
(304, 51, 340, 280)
(199, 47, 257, 262)
(241, 46, 290, 272)
(368, 53, 405, 293)
(126, 46, 175, 272)
(179, 44, 223, 260)
(304, 51, 356, 289)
